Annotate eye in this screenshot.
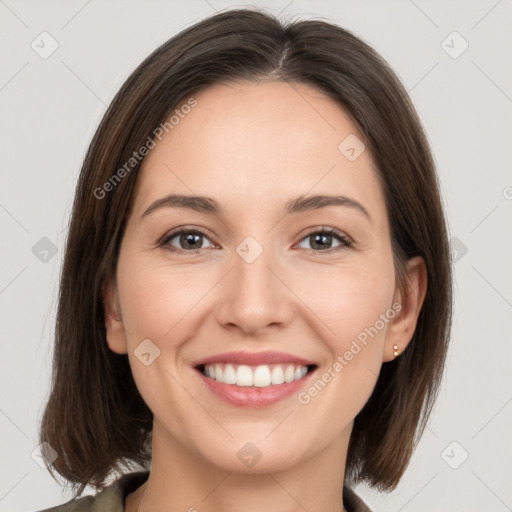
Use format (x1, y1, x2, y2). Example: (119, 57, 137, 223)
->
(159, 228, 216, 253)
(296, 227, 352, 253)
(158, 226, 352, 255)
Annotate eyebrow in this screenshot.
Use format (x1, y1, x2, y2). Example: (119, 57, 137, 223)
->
(141, 193, 372, 223)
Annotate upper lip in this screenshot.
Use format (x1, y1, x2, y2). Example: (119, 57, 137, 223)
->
(191, 351, 317, 367)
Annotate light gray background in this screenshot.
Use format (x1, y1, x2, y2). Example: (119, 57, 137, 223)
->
(1, 1, 511, 511)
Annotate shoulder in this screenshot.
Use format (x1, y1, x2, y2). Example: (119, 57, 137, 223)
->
(343, 485, 373, 512)
(33, 471, 150, 512)
(33, 494, 94, 512)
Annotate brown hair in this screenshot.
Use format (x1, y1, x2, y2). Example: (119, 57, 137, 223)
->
(39, 7, 453, 497)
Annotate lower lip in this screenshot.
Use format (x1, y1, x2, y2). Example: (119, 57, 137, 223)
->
(194, 368, 316, 408)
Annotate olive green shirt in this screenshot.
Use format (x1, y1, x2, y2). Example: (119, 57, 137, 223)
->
(35, 470, 372, 512)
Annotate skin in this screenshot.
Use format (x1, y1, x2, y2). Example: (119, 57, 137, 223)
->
(103, 80, 427, 512)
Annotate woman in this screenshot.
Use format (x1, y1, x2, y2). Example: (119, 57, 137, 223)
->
(36, 8, 452, 512)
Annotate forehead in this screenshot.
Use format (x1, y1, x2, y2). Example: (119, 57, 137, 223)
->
(132, 80, 386, 226)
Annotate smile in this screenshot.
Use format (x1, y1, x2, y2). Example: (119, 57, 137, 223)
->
(191, 351, 318, 407)
(200, 363, 313, 387)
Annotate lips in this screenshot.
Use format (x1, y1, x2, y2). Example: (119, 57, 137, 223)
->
(191, 350, 317, 367)
(191, 351, 318, 407)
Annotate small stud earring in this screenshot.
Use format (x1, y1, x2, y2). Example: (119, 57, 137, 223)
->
(393, 344, 399, 357)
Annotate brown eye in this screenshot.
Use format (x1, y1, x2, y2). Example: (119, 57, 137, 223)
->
(161, 229, 215, 253)
(296, 228, 351, 253)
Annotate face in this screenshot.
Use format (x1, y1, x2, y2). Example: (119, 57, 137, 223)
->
(104, 80, 425, 475)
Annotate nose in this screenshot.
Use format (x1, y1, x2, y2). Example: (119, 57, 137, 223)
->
(214, 240, 295, 337)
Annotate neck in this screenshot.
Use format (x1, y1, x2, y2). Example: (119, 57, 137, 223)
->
(128, 420, 351, 512)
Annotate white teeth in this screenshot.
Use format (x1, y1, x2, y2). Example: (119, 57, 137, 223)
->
(236, 365, 253, 386)
(271, 365, 285, 385)
(202, 363, 311, 387)
(284, 365, 295, 383)
(214, 364, 223, 382)
(253, 365, 272, 387)
(223, 364, 237, 384)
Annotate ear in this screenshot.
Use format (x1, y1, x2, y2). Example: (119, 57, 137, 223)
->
(102, 278, 128, 354)
(383, 256, 427, 362)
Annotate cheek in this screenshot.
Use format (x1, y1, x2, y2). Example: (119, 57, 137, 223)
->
(298, 260, 396, 349)
(295, 261, 396, 417)
(115, 255, 205, 420)
(117, 257, 206, 342)
(118, 245, 396, 355)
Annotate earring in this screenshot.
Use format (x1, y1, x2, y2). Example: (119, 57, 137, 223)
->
(393, 344, 399, 358)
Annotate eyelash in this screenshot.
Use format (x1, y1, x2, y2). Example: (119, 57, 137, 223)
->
(158, 226, 352, 255)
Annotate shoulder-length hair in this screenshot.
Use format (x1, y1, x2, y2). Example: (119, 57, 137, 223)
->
(39, 8, 453, 497)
